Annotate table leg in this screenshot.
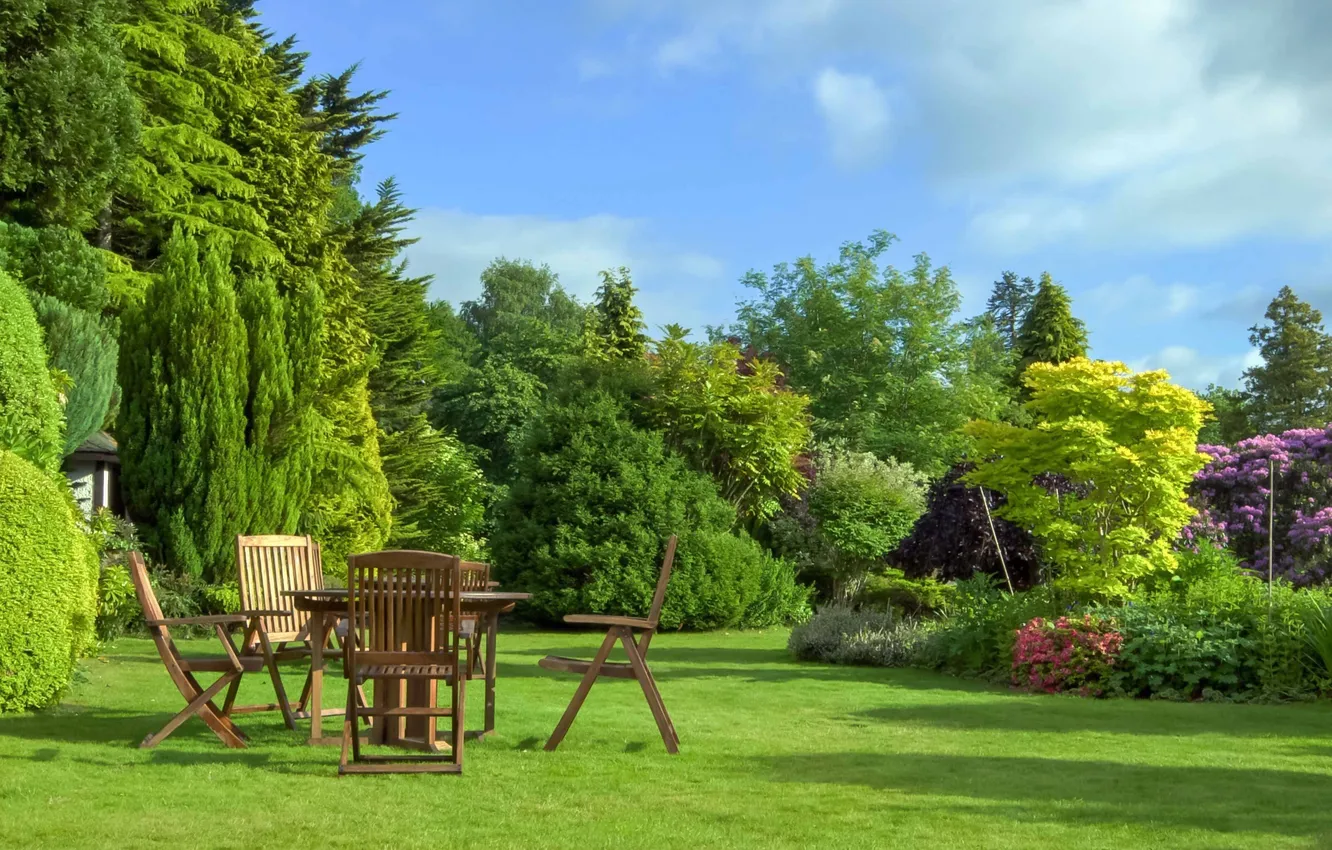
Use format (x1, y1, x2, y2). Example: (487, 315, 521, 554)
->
(484, 610, 497, 737)
(308, 612, 327, 745)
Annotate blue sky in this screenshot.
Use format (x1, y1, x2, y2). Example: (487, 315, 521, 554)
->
(253, 0, 1332, 390)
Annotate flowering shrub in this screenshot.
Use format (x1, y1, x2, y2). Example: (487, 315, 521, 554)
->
(1190, 427, 1332, 584)
(1011, 614, 1123, 696)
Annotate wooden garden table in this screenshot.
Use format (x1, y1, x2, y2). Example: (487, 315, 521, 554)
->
(282, 589, 530, 747)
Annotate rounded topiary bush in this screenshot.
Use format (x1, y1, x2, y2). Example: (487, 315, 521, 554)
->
(491, 390, 808, 629)
(0, 449, 99, 712)
(0, 268, 63, 472)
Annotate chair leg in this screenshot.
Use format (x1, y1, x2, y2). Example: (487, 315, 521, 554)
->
(452, 673, 466, 770)
(183, 670, 249, 743)
(221, 673, 242, 717)
(619, 630, 679, 754)
(339, 680, 356, 774)
(544, 629, 619, 752)
(256, 628, 296, 730)
(143, 672, 243, 749)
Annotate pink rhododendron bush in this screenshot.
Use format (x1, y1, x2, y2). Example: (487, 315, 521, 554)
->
(1011, 615, 1123, 696)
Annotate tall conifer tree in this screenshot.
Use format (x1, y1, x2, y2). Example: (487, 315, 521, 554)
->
(1015, 273, 1088, 373)
(1242, 286, 1332, 433)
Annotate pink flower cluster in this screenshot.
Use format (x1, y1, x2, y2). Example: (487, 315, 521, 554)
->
(1011, 615, 1123, 697)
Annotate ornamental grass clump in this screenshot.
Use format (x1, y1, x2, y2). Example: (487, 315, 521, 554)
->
(1011, 614, 1122, 697)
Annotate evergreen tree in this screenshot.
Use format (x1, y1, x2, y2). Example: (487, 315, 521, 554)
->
(985, 271, 1036, 350)
(117, 232, 248, 581)
(586, 266, 647, 360)
(0, 0, 138, 228)
(1015, 273, 1088, 372)
(1242, 286, 1332, 433)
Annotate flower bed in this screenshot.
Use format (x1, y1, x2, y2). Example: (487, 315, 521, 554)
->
(1012, 614, 1123, 696)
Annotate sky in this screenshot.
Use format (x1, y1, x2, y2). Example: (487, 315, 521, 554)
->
(252, 0, 1332, 390)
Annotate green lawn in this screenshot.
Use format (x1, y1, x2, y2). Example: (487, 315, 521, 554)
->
(3, 628, 1332, 849)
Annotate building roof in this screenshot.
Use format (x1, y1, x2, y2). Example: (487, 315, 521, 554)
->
(70, 431, 119, 462)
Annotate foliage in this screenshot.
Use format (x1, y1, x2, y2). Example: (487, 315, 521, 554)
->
(788, 603, 932, 667)
(893, 463, 1042, 590)
(0, 268, 64, 472)
(985, 271, 1036, 351)
(491, 389, 809, 629)
(87, 509, 142, 640)
(1242, 286, 1332, 434)
(648, 325, 812, 520)
(1011, 615, 1122, 697)
(1300, 598, 1332, 685)
(433, 359, 545, 482)
(806, 444, 926, 592)
(924, 576, 1071, 678)
(0, 221, 123, 454)
(731, 230, 1011, 476)
(856, 569, 955, 618)
(459, 258, 586, 384)
(1015, 273, 1087, 373)
(0, 0, 138, 228)
(1188, 426, 1332, 584)
(585, 266, 647, 361)
(382, 422, 488, 559)
(1197, 383, 1251, 446)
(117, 232, 250, 581)
(0, 449, 98, 713)
(965, 359, 1211, 596)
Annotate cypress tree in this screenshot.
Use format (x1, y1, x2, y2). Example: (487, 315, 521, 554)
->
(118, 232, 248, 581)
(0, 0, 138, 228)
(1242, 286, 1332, 433)
(1015, 273, 1088, 372)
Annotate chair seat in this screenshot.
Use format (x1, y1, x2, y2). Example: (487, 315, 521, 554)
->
(357, 663, 457, 680)
(538, 655, 638, 679)
(179, 655, 266, 673)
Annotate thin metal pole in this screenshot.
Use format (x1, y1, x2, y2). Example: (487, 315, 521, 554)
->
(980, 488, 1015, 593)
(1268, 458, 1275, 605)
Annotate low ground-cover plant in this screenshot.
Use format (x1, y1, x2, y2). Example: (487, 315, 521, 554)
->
(788, 603, 933, 667)
(1012, 614, 1121, 696)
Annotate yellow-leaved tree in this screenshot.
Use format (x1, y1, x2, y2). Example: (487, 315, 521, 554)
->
(964, 358, 1211, 597)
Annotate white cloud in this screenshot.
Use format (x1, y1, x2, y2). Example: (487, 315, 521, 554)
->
(812, 68, 890, 168)
(1088, 275, 1201, 320)
(576, 56, 614, 81)
(1131, 345, 1261, 390)
(603, 0, 1332, 254)
(402, 209, 726, 333)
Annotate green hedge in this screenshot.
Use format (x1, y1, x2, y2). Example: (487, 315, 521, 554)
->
(0, 269, 63, 472)
(0, 449, 99, 712)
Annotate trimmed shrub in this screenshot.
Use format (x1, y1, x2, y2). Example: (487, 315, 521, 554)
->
(491, 390, 809, 629)
(0, 268, 63, 472)
(0, 449, 98, 712)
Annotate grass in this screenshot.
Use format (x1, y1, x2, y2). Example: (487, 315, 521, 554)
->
(3, 628, 1332, 849)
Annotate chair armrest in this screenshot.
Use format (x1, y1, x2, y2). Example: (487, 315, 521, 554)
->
(485, 580, 501, 589)
(562, 614, 654, 629)
(240, 609, 293, 618)
(147, 614, 249, 627)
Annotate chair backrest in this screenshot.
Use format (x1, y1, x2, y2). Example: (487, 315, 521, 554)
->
(127, 551, 180, 662)
(236, 534, 324, 643)
(646, 535, 678, 628)
(459, 560, 491, 593)
(345, 550, 462, 673)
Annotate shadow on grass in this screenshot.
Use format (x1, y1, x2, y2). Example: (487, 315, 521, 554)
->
(854, 696, 1332, 739)
(755, 751, 1332, 838)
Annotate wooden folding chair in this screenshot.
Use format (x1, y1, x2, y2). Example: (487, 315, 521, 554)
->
(539, 535, 679, 754)
(339, 550, 466, 775)
(127, 552, 264, 749)
(460, 560, 491, 679)
(227, 534, 337, 729)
